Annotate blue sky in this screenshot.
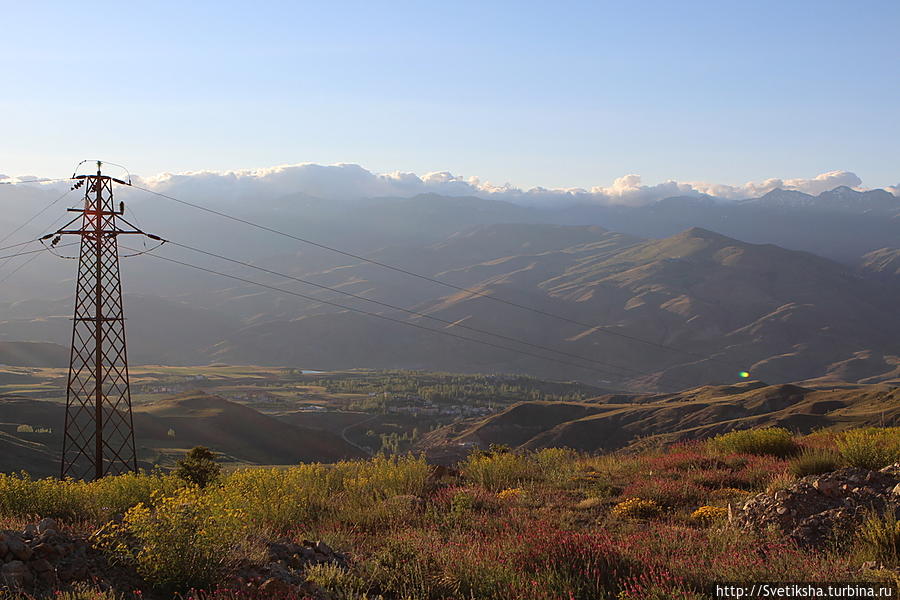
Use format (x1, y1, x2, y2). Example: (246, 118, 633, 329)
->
(1, 0, 898, 191)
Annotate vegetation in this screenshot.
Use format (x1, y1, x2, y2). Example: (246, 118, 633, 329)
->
(836, 427, 900, 470)
(174, 446, 222, 488)
(316, 370, 600, 411)
(709, 427, 799, 458)
(789, 446, 843, 477)
(0, 427, 896, 598)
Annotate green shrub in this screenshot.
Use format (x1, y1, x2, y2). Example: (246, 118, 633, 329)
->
(789, 447, 842, 477)
(174, 446, 221, 488)
(611, 497, 663, 519)
(856, 508, 900, 567)
(709, 427, 798, 458)
(461, 451, 540, 491)
(94, 487, 252, 591)
(0, 470, 182, 522)
(836, 428, 900, 470)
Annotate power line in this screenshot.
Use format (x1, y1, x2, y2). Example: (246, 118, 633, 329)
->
(0, 178, 69, 185)
(131, 184, 734, 369)
(0, 239, 38, 254)
(163, 238, 642, 378)
(0, 187, 75, 248)
(122, 244, 627, 379)
(0, 243, 76, 262)
(0, 243, 78, 286)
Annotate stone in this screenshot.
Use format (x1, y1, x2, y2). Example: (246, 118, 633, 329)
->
(32, 543, 57, 559)
(6, 536, 32, 562)
(259, 577, 295, 595)
(37, 518, 58, 534)
(1, 560, 29, 588)
(738, 466, 900, 548)
(29, 558, 53, 574)
(315, 540, 333, 556)
(22, 524, 38, 537)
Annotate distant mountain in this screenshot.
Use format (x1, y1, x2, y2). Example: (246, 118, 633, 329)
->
(416, 382, 900, 459)
(741, 187, 900, 213)
(0, 295, 239, 365)
(206, 225, 900, 390)
(550, 188, 899, 263)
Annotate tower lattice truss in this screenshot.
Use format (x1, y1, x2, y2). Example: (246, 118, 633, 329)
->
(60, 169, 141, 479)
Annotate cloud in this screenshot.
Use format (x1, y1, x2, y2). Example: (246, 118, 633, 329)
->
(97, 164, 900, 207)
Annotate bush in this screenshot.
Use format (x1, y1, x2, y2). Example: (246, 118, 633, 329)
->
(612, 497, 663, 519)
(174, 446, 221, 488)
(765, 471, 798, 494)
(789, 447, 842, 477)
(0, 471, 182, 522)
(836, 428, 900, 470)
(461, 451, 540, 491)
(856, 508, 900, 567)
(94, 487, 252, 591)
(709, 427, 798, 458)
(690, 505, 728, 526)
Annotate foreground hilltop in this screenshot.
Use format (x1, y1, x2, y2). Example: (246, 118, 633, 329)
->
(0, 426, 897, 598)
(417, 381, 900, 460)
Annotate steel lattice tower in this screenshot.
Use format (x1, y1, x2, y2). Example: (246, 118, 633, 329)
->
(54, 161, 152, 480)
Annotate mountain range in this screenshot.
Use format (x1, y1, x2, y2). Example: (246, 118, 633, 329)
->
(0, 185, 897, 391)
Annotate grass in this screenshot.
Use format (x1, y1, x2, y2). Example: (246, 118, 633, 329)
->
(789, 446, 844, 477)
(709, 427, 799, 458)
(1, 427, 897, 598)
(836, 427, 900, 470)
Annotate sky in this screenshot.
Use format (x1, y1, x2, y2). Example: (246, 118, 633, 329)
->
(1, 0, 898, 193)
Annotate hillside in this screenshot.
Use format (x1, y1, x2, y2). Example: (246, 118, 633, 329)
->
(416, 381, 900, 459)
(209, 226, 900, 390)
(0, 391, 365, 476)
(133, 391, 366, 464)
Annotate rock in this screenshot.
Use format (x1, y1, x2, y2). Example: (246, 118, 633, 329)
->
(738, 466, 900, 548)
(37, 519, 58, 534)
(6, 536, 33, 562)
(259, 577, 295, 595)
(32, 543, 57, 559)
(1, 560, 30, 588)
(315, 540, 334, 556)
(29, 558, 53, 574)
(22, 524, 38, 538)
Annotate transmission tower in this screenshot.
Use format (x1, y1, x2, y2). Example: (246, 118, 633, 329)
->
(45, 161, 160, 480)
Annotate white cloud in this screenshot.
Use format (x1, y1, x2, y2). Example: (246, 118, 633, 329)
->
(31, 163, 895, 207)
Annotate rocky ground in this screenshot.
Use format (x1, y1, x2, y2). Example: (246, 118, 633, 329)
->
(1, 517, 345, 597)
(738, 463, 900, 550)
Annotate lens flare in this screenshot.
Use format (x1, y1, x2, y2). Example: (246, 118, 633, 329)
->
(739, 371, 750, 378)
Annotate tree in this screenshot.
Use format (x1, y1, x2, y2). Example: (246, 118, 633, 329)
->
(174, 446, 221, 488)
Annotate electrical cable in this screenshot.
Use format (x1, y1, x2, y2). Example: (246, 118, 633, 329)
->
(162, 238, 643, 378)
(131, 184, 741, 372)
(121, 244, 632, 379)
